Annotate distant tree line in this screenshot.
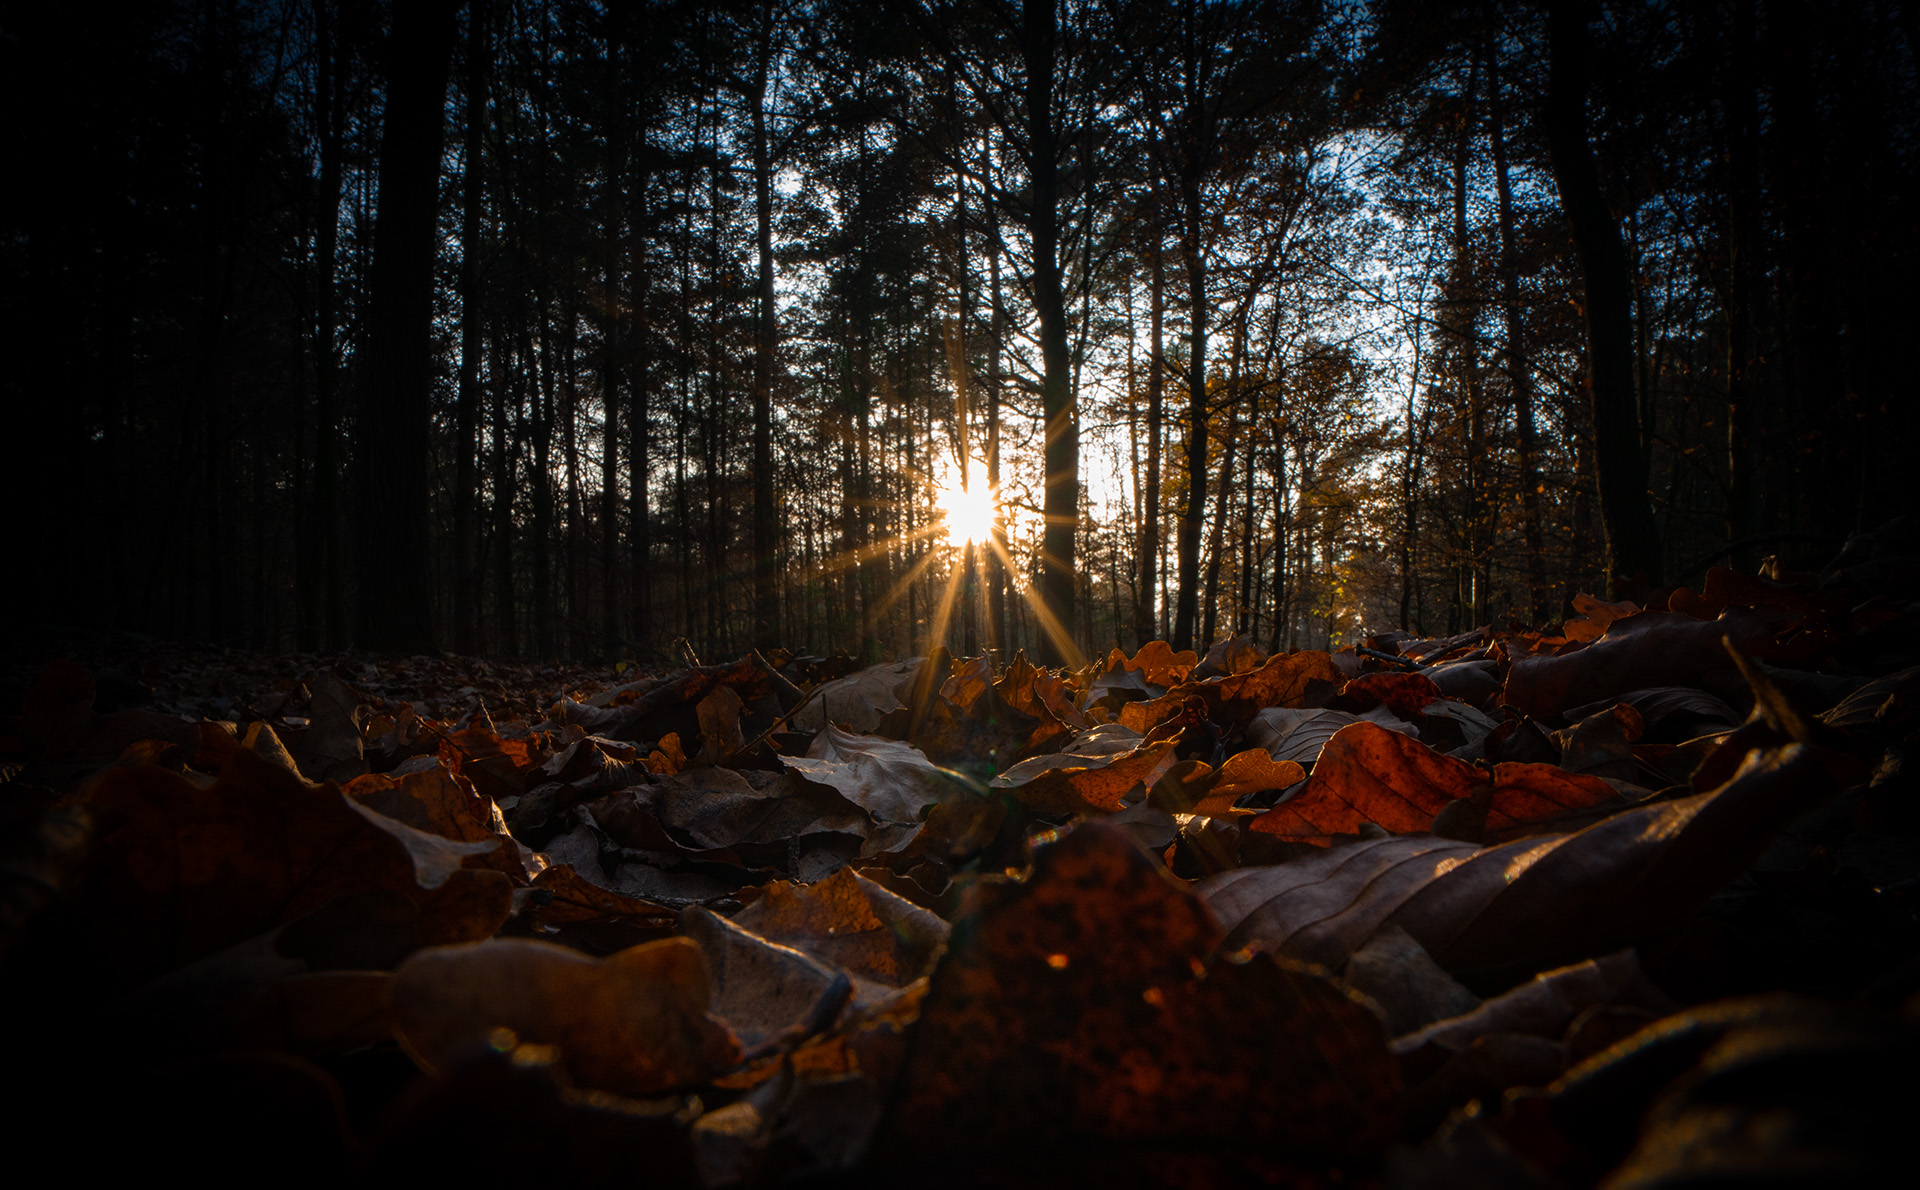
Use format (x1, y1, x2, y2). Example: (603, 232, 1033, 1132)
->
(5, 0, 1913, 664)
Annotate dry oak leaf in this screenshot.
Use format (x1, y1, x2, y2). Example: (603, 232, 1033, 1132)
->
(1247, 704, 1417, 766)
(731, 865, 950, 991)
(682, 906, 850, 1058)
(529, 863, 678, 930)
(790, 659, 919, 737)
(1183, 648, 1347, 729)
(344, 766, 528, 881)
(1327, 671, 1445, 718)
(1559, 592, 1643, 643)
(1191, 748, 1306, 816)
(391, 936, 741, 1098)
(1246, 721, 1619, 843)
(875, 821, 1399, 1175)
(1126, 639, 1200, 687)
(437, 724, 547, 805)
(1205, 739, 1845, 983)
(1502, 608, 1777, 722)
(990, 738, 1179, 817)
(780, 725, 954, 825)
(77, 750, 506, 983)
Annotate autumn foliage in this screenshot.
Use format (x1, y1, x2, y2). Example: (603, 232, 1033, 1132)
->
(4, 558, 1919, 1183)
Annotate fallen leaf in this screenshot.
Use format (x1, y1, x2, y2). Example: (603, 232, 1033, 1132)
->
(781, 725, 954, 825)
(875, 821, 1399, 1176)
(1210, 738, 1851, 984)
(682, 906, 850, 1057)
(1246, 722, 1619, 843)
(731, 866, 949, 991)
(391, 936, 740, 1097)
(791, 659, 919, 736)
(990, 738, 1178, 816)
(1502, 608, 1778, 722)
(1247, 705, 1415, 766)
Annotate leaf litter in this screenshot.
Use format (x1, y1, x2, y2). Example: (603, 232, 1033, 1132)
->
(6, 555, 1920, 1183)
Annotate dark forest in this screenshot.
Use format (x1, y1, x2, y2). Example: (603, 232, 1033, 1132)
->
(3, 0, 1919, 1184)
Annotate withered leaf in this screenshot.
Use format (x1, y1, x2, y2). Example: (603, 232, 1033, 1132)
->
(344, 766, 526, 880)
(683, 906, 850, 1057)
(990, 738, 1177, 816)
(877, 821, 1399, 1171)
(1208, 739, 1849, 984)
(781, 725, 953, 825)
(1503, 608, 1778, 722)
(732, 865, 950, 991)
(529, 863, 678, 931)
(76, 750, 499, 983)
(790, 659, 919, 736)
(391, 936, 741, 1097)
(1247, 704, 1415, 766)
(1246, 722, 1619, 843)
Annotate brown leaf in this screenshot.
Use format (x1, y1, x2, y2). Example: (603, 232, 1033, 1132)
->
(990, 738, 1178, 816)
(693, 684, 748, 766)
(76, 750, 498, 983)
(391, 936, 741, 1097)
(731, 865, 949, 991)
(780, 725, 953, 825)
(1247, 722, 1619, 842)
(1394, 949, 1669, 1058)
(683, 906, 850, 1056)
(294, 671, 369, 782)
(1191, 748, 1304, 816)
(608, 765, 864, 851)
(1502, 608, 1779, 722)
(1126, 640, 1200, 687)
(437, 725, 547, 804)
(529, 863, 678, 931)
(1560, 592, 1642, 643)
(791, 659, 919, 736)
(1208, 738, 1851, 984)
(344, 766, 527, 880)
(1247, 704, 1415, 765)
(1328, 671, 1444, 718)
(1342, 924, 1481, 1037)
(1192, 632, 1264, 679)
(876, 821, 1399, 1174)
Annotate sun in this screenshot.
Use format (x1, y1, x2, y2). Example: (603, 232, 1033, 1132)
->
(935, 464, 996, 548)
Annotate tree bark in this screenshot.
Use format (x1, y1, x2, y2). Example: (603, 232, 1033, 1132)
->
(1543, 0, 1662, 589)
(1025, 0, 1078, 667)
(1488, 47, 1549, 622)
(355, 0, 459, 653)
(453, 0, 486, 655)
(750, 7, 780, 649)
(1134, 209, 1165, 648)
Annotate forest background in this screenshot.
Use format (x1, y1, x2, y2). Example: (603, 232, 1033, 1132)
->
(3, 0, 1913, 669)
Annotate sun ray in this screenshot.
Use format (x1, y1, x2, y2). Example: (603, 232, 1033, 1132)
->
(984, 534, 1087, 670)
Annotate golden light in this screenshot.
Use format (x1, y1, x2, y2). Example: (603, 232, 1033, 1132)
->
(934, 462, 996, 548)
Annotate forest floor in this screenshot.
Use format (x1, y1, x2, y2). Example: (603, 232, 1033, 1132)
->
(4, 528, 1919, 1186)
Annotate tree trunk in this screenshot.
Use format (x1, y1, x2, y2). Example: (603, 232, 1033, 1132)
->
(750, 11, 779, 648)
(453, 0, 486, 655)
(1172, 163, 1207, 652)
(1135, 213, 1165, 648)
(355, 0, 458, 653)
(1489, 47, 1548, 622)
(1543, 0, 1663, 589)
(1025, 0, 1078, 667)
